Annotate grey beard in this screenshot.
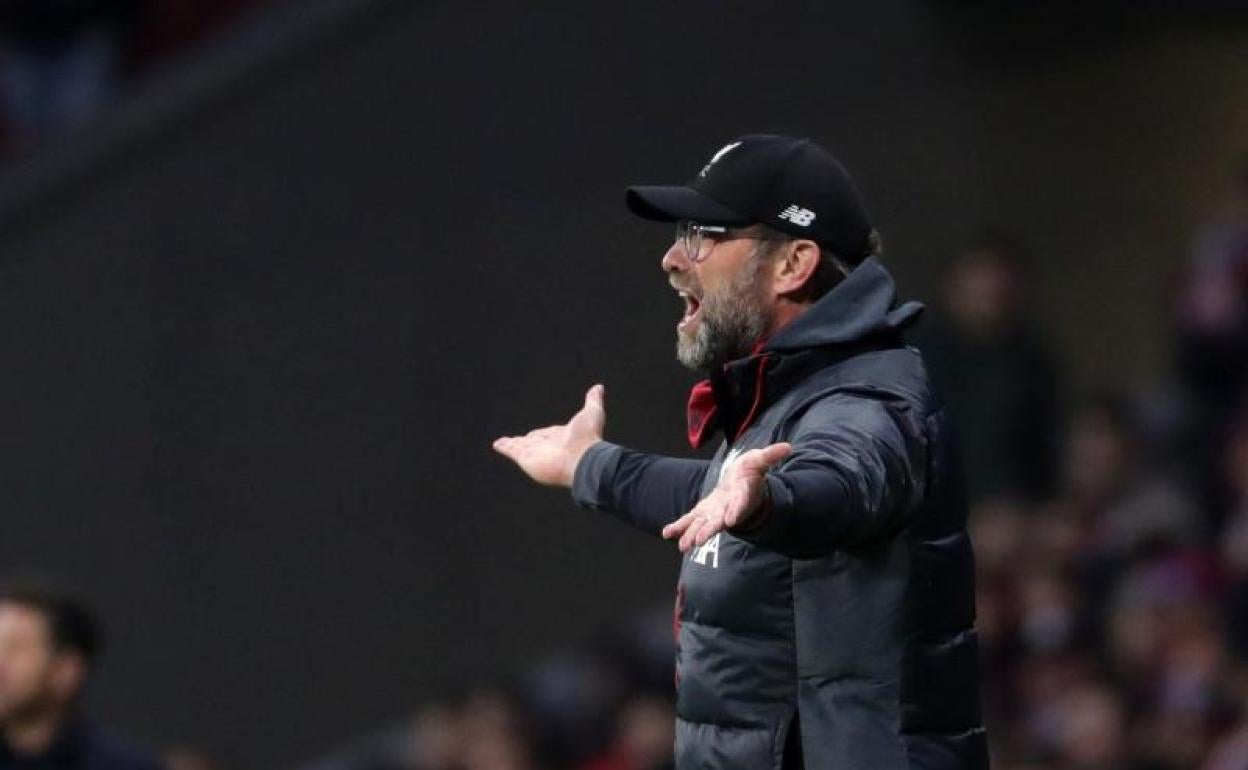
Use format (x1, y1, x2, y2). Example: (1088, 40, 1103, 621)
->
(676, 279, 770, 373)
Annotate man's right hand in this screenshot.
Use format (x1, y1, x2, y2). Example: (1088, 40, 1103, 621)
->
(492, 384, 606, 488)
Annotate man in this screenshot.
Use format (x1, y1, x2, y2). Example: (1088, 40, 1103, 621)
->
(916, 235, 1060, 506)
(0, 585, 162, 770)
(494, 135, 986, 769)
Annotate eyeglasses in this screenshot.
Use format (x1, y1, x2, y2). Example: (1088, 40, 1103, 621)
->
(674, 221, 782, 263)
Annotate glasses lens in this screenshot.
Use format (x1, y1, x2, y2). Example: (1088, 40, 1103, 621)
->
(676, 221, 700, 261)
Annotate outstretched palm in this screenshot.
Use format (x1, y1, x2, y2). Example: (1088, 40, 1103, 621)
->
(493, 384, 607, 487)
(662, 443, 793, 553)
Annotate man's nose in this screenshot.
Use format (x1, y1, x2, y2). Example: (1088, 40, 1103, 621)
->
(662, 241, 691, 273)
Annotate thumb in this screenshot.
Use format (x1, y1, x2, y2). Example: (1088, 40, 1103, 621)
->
(749, 442, 793, 470)
(583, 383, 605, 412)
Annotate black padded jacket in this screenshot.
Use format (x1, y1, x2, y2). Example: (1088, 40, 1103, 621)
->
(572, 258, 988, 770)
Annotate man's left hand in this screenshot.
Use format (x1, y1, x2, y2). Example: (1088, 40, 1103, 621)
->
(662, 443, 793, 553)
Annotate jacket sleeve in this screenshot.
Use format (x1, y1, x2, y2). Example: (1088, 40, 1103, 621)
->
(735, 393, 925, 558)
(571, 441, 711, 537)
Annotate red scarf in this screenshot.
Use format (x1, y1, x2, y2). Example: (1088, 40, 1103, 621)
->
(686, 379, 719, 449)
(686, 342, 772, 449)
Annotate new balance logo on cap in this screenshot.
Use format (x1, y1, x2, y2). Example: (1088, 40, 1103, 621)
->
(779, 205, 816, 227)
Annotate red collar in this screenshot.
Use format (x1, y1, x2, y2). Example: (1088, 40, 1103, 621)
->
(686, 379, 719, 449)
(685, 340, 772, 449)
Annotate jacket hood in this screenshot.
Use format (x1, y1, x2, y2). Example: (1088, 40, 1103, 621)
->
(687, 257, 925, 449)
(764, 257, 924, 352)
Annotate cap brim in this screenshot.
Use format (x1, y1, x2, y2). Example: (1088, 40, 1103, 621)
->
(625, 185, 751, 225)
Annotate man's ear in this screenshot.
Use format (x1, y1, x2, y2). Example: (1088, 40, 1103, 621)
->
(771, 240, 822, 297)
(49, 652, 86, 703)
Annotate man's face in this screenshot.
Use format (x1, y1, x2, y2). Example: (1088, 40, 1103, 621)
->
(946, 250, 1016, 338)
(663, 226, 776, 372)
(0, 604, 65, 723)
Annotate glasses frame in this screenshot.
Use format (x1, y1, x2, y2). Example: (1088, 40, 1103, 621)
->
(675, 221, 785, 264)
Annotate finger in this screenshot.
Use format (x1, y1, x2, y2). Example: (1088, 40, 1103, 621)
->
(722, 489, 744, 528)
(685, 500, 719, 549)
(685, 513, 724, 552)
(721, 484, 754, 528)
(662, 510, 697, 540)
(492, 437, 520, 461)
(690, 511, 723, 550)
(743, 442, 793, 471)
(681, 505, 721, 552)
(674, 504, 706, 550)
(677, 513, 698, 551)
(679, 519, 700, 552)
(697, 497, 733, 546)
(661, 511, 688, 539)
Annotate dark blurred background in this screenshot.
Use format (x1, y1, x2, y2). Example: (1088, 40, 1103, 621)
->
(0, 1, 1246, 769)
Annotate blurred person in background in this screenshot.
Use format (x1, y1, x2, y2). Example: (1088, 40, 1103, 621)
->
(1049, 392, 1209, 675)
(1223, 398, 1248, 661)
(1013, 565, 1087, 657)
(1052, 394, 1201, 563)
(1007, 651, 1098, 767)
(1176, 161, 1248, 421)
(456, 687, 538, 770)
(580, 692, 675, 770)
(1102, 547, 1232, 769)
(1174, 160, 1248, 519)
(1047, 680, 1129, 770)
(916, 233, 1060, 508)
(1130, 604, 1235, 770)
(523, 608, 677, 769)
(299, 700, 457, 770)
(525, 640, 631, 766)
(160, 749, 216, 770)
(0, 0, 138, 146)
(301, 686, 539, 770)
(1204, 718, 1248, 770)
(0, 584, 161, 770)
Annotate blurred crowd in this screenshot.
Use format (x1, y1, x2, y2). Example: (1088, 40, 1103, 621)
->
(945, 164, 1248, 770)
(303, 606, 679, 770)
(296, 164, 1248, 770)
(0, 0, 267, 152)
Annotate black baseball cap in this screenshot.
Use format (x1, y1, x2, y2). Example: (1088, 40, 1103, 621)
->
(626, 134, 874, 261)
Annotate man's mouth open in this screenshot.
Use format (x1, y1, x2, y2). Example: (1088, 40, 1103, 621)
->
(678, 291, 702, 331)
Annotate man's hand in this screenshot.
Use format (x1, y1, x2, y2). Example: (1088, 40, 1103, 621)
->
(492, 384, 607, 488)
(661, 443, 792, 553)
